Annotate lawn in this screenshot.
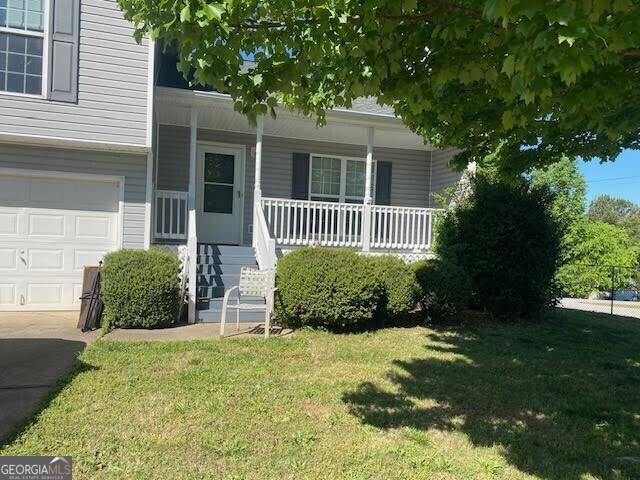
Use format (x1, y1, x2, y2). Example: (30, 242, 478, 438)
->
(3, 310, 640, 480)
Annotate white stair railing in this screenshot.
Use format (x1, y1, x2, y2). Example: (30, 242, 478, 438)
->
(154, 190, 188, 241)
(254, 200, 277, 270)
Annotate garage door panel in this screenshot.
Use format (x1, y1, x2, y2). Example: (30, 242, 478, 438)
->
(75, 215, 113, 240)
(0, 249, 17, 270)
(28, 249, 65, 271)
(0, 212, 18, 234)
(0, 172, 120, 310)
(26, 283, 63, 305)
(28, 214, 66, 237)
(0, 284, 17, 306)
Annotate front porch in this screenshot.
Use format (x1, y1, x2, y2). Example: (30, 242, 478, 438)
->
(151, 86, 462, 321)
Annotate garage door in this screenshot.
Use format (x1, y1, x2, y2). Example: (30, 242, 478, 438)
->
(0, 172, 121, 310)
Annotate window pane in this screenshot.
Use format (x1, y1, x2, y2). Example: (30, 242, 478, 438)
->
(311, 156, 341, 196)
(3, 0, 42, 31)
(204, 184, 233, 214)
(0, 33, 42, 94)
(204, 153, 234, 184)
(345, 160, 366, 198)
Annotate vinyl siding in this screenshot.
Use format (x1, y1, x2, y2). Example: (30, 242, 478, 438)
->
(428, 148, 463, 207)
(0, 0, 149, 146)
(157, 126, 461, 245)
(0, 143, 147, 248)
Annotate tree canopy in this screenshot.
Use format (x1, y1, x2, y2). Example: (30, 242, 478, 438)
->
(588, 194, 640, 244)
(120, 0, 639, 175)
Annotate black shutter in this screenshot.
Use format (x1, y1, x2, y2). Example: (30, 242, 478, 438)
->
(375, 161, 392, 205)
(48, 0, 80, 102)
(291, 152, 310, 199)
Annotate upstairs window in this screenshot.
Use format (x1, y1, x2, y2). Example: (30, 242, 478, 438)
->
(0, 0, 45, 95)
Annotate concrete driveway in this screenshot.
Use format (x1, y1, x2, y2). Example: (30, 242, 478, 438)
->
(0, 312, 99, 443)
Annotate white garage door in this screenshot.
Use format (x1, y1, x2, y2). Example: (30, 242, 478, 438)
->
(0, 172, 121, 310)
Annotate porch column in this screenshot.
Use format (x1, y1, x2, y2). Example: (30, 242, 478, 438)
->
(252, 115, 264, 248)
(361, 127, 374, 252)
(187, 109, 198, 324)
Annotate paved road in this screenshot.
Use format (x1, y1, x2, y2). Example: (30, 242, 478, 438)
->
(0, 312, 98, 443)
(559, 298, 640, 319)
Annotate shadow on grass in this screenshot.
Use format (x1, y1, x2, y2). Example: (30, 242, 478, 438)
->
(0, 339, 97, 447)
(343, 310, 640, 480)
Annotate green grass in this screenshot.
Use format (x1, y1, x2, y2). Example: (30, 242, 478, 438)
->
(3, 310, 640, 479)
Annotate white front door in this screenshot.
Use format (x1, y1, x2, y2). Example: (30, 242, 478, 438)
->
(196, 144, 244, 245)
(0, 172, 120, 310)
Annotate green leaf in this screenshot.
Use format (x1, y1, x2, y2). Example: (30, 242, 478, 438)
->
(502, 110, 515, 129)
(252, 73, 263, 86)
(558, 34, 576, 46)
(502, 55, 515, 77)
(180, 4, 190, 22)
(202, 3, 224, 21)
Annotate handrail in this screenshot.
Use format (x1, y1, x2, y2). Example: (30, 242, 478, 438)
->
(254, 200, 277, 270)
(154, 190, 188, 241)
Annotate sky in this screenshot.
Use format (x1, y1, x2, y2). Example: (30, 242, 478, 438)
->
(579, 149, 640, 205)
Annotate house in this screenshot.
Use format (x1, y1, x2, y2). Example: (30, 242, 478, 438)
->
(0, 0, 463, 322)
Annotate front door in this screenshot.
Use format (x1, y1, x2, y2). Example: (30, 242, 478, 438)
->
(197, 145, 244, 244)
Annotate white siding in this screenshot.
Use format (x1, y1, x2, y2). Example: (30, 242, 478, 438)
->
(0, 0, 149, 146)
(428, 148, 463, 207)
(0, 144, 147, 248)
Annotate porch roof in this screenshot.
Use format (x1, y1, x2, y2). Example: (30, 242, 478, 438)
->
(155, 87, 434, 151)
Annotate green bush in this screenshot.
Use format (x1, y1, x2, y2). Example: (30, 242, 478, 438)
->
(369, 255, 420, 319)
(101, 248, 181, 331)
(274, 248, 383, 328)
(413, 259, 471, 320)
(436, 175, 562, 318)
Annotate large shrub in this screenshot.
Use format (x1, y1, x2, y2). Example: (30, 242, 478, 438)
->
(413, 259, 471, 320)
(274, 248, 383, 328)
(101, 248, 181, 331)
(369, 255, 420, 319)
(436, 175, 562, 318)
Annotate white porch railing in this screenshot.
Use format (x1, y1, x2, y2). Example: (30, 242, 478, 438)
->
(154, 190, 188, 240)
(370, 205, 435, 250)
(261, 197, 439, 251)
(262, 197, 365, 248)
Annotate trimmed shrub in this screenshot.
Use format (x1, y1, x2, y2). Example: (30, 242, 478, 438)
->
(369, 255, 420, 319)
(101, 248, 181, 331)
(274, 248, 383, 328)
(413, 259, 471, 320)
(436, 175, 562, 318)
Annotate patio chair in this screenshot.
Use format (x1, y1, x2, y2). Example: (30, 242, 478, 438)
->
(220, 267, 276, 338)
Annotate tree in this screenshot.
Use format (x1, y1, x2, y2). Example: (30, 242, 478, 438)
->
(530, 157, 586, 230)
(119, 0, 640, 177)
(588, 195, 640, 244)
(558, 220, 638, 297)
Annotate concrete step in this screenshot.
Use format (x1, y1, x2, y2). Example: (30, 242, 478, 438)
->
(198, 244, 255, 256)
(196, 254, 258, 266)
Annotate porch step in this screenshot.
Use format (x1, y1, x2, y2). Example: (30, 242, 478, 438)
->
(197, 297, 267, 323)
(197, 254, 258, 266)
(195, 243, 260, 306)
(198, 244, 255, 256)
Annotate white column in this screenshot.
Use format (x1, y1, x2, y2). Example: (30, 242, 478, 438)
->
(364, 126, 374, 205)
(143, 150, 153, 249)
(362, 126, 374, 252)
(187, 109, 198, 324)
(252, 116, 264, 248)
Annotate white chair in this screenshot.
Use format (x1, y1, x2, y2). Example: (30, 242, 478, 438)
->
(220, 267, 276, 338)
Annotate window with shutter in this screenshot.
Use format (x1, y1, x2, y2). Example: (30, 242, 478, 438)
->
(0, 0, 45, 95)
